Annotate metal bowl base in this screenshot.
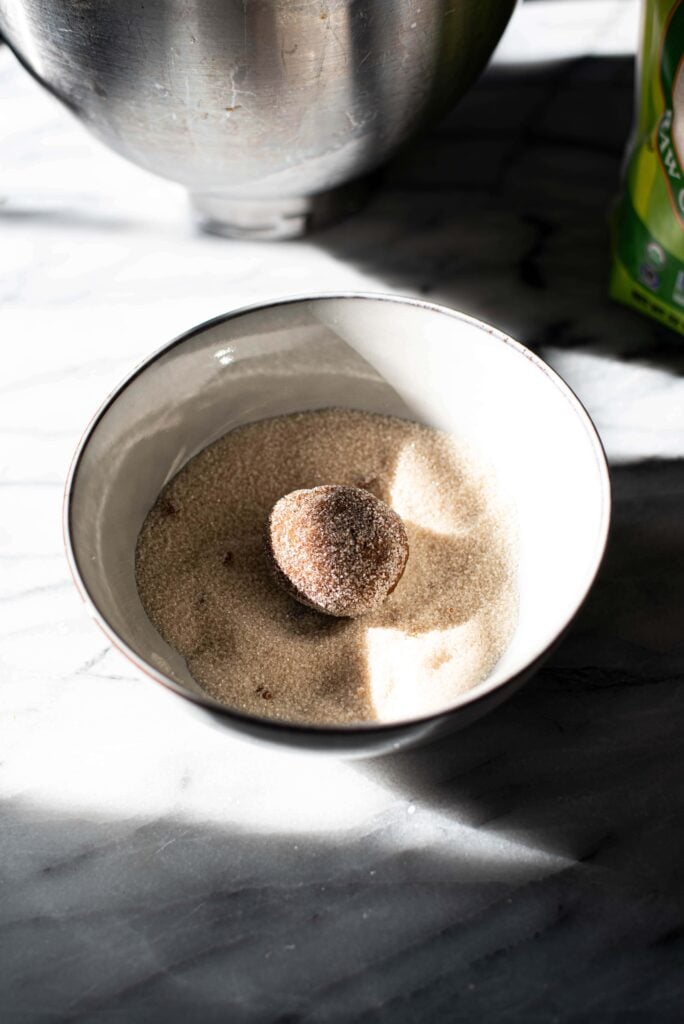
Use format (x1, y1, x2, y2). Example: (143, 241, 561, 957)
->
(190, 176, 375, 241)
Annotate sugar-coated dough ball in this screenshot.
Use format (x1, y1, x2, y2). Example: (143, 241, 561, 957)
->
(267, 484, 409, 617)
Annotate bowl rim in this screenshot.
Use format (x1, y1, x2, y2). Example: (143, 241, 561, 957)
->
(63, 291, 612, 736)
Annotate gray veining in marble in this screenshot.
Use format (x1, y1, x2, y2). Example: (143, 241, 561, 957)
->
(1, 1, 683, 1021)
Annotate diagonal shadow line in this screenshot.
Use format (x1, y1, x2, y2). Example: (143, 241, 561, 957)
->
(354, 458, 684, 909)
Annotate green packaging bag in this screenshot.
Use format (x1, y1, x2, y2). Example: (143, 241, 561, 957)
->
(611, 0, 684, 332)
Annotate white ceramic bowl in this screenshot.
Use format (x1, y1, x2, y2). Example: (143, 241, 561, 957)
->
(64, 295, 611, 755)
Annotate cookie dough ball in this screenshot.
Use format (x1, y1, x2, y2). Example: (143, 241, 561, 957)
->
(267, 484, 409, 617)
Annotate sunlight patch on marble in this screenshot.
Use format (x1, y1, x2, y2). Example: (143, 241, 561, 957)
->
(543, 347, 684, 464)
(1, 662, 568, 880)
(494, 0, 638, 65)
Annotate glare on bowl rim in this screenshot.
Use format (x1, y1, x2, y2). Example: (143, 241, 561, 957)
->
(63, 292, 612, 735)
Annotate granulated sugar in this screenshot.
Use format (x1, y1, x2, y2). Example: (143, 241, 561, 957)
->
(135, 410, 518, 726)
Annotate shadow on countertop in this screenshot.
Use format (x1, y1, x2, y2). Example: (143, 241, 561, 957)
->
(315, 55, 684, 378)
(357, 456, 684, 917)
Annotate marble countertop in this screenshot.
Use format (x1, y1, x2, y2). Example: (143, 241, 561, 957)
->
(2, 1, 684, 1020)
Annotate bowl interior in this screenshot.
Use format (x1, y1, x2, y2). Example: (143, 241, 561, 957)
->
(67, 296, 609, 723)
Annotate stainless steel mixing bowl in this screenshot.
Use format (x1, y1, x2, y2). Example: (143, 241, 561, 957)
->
(0, 0, 516, 238)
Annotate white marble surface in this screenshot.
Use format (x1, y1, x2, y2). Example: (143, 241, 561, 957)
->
(2, 1, 684, 1020)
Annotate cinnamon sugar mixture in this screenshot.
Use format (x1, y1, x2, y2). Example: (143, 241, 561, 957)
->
(135, 410, 518, 726)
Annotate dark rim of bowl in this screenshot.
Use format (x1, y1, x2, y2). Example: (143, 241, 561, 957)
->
(63, 292, 612, 737)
